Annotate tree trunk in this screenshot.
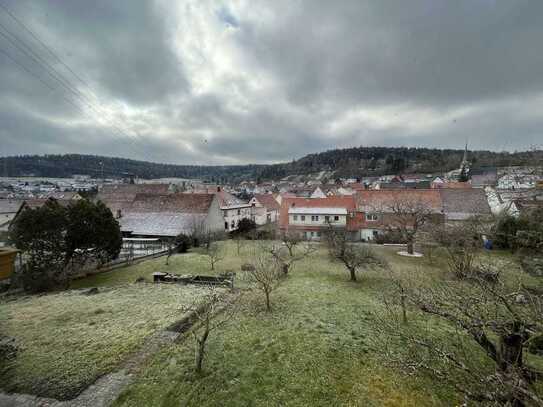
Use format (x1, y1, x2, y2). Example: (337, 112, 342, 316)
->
(265, 290, 271, 312)
(400, 291, 408, 325)
(282, 263, 289, 276)
(195, 328, 209, 374)
(349, 268, 357, 282)
(498, 330, 524, 373)
(211, 261, 214, 270)
(407, 241, 414, 255)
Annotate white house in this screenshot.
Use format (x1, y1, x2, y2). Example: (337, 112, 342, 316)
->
(249, 194, 280, 225)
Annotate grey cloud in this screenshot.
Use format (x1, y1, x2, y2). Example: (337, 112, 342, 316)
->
(0, 0, 542, 165)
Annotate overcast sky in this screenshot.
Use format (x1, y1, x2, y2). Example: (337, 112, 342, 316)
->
(0, 1, 542, 165)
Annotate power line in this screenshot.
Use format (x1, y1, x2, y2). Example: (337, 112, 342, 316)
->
(0, 2, 173, 164)
(0, 45, 148, 159)
(0, 9, 158, 162)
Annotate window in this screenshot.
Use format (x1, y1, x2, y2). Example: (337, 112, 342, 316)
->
(301, 215, 306, 221)
(225, 222, 228, 230)
(237, 209, 241, 215)
(334, 215, 339, 221)
(311, 215, 319, 222)
(293, 215, 298, 221)
(325, 215, 330, 222)
(366, 213, 378, 221)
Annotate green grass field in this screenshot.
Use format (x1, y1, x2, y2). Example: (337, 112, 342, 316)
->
(2, 240, 540, 405)
(0, 284, 213, 400)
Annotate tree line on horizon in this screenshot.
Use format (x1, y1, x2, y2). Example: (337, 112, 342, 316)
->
(1, 147, 541, 183)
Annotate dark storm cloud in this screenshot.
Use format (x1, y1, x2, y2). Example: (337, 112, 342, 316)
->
(0, 0, 542, 164)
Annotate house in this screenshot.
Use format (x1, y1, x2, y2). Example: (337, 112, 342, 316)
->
(279, 196, 357, 240)
(354, 190, 443, 241)
(213, 189, 253, 232)
(97, 184, 171, 215)
(0, 199, 24, 234)
(116, 193, 223, 238)
(249, 194, 280, 225)
(439, 189, 491, 223)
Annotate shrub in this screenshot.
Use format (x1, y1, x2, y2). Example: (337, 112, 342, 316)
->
(373, 229, 407, 244)
(174, 233, 192, 253)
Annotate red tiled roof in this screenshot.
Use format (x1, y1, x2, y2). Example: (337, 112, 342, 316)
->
(279, 196, 356, 228)
(253, 194, 280, 211)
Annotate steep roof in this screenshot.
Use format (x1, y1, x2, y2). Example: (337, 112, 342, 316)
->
(129, 193, 215, 213)
(215, 190, 248, 208)
(119, 212, 206, 237)
(0, 199, 23, 214)
(355, 190, 443, 213)
(253, 194, 280, 211)
(439, 189, 491, 220)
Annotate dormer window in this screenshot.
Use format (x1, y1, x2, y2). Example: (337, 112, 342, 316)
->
(366, 213, 378, 221)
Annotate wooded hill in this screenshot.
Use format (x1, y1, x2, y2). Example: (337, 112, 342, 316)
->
(1, 147, 542, 183)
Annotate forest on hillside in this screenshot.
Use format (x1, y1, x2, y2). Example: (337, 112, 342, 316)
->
(1, 147, 542, 183)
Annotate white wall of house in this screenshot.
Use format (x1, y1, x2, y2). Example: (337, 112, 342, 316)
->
(248, 197, 278, 225)
(222, 205, 253, 232)
(288, 213, 347, 227)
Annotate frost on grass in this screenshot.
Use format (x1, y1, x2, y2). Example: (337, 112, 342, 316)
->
(0, 284, 212, 400)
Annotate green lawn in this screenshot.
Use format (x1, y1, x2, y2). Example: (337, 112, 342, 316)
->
(107, 241, 526, 407)
(0, 284, 213, 400)
(3, 240, 539, 405)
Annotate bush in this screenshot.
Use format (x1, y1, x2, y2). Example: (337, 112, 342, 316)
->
(373, 229, 407, 244)
(174, 233, 192, 253)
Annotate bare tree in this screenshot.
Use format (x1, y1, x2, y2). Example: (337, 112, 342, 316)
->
(378, 270, 543, 405)
(280, 230, 302, 257)
(205, 242, 224, 271)
(430, 220, 487, 279)
(324, 225, 384, 282)
(165, 237, 175, 266)
(376, 196, 436, 255)
(245, 250, 281, 311)
(183, 286, 238, 374)
(263, 239, 316, 276)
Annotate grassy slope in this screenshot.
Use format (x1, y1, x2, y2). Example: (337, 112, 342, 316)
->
(0, 284, 211, 399)
(7, 241, 539, 405)
(108, 242, 475, 406)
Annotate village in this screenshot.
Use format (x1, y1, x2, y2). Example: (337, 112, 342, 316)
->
(2, 1, 543, 405)
(1, 150, 543, 406)
(1, 150, 542, 247)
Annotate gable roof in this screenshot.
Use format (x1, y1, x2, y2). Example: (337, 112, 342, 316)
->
(439, 189, 491, 220)
(119, 212, 207, 237)
(129, 193, 215, 213)
(355, 190, 443, 213)
(253, 194, 280, 211)
(0, 199, 23, 214)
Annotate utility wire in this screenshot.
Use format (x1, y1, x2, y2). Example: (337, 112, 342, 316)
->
(0, 7, 160, 162)
(0, 1, 176, 165)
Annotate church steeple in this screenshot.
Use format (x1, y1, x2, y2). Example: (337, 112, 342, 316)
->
(461, 141, 469, 166)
